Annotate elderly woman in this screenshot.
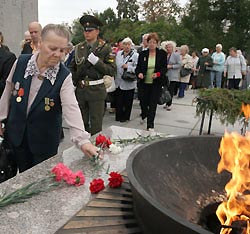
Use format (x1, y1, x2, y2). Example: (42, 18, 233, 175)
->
(178, 45, 193, 98)
(0, 24, 97, 173)
(135, 32, 167, 131)
(115, 37, 138, 122)
(196, 48, 213, 88)
(210, 44, 225, 88)
(164, 40, 181, 111)
(224, 47, 247, 89)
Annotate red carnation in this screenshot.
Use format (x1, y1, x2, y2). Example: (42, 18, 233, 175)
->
(89, 178, 105, 194)
(108, 172, 124, 188)
(156, 72, 161, 77)
(95, 134, 112, 148)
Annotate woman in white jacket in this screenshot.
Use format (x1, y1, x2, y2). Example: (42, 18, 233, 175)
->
(224, 47, 247, 89)
(178, 45, 193, 98)
(115, 37, 138, 122)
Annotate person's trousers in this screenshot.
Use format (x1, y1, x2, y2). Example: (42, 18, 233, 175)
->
(166, 81, 180, 106)
(78, 99, 105, 135)
(178, 82, 188, 98)
(210, 71, 223, 88)
(141, 83, 161, 129)
(10, 130, 49, 173)
(228, 78, 241, 90)
(115, 87, 135, 121)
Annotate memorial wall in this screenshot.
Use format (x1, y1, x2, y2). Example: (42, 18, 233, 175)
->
(0, 0, 38, 55)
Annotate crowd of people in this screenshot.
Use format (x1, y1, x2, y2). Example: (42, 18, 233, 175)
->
(0, 14, 249, 177)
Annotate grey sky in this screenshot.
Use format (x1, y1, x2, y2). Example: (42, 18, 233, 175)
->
(38, 0, 188, 27)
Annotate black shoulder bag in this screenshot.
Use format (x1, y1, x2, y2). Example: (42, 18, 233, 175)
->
(121, 52, 137, 82)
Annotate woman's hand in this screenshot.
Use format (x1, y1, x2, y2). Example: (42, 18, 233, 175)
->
(167, 64, 173, 69)
(138, 73, 144, 79)
(122, 64, 128, 69)
(151, 73, 157, 79)
(81, 142, 99, 158)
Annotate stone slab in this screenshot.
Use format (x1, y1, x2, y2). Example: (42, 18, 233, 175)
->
(0, 126, 160, 234)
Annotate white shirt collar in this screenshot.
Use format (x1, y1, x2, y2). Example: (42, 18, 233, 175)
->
(24, 52, 60, 85)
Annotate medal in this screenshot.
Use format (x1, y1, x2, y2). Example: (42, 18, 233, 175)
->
(49, 101, 55, 107)
(14, 82, 20, 91)
(45, 105, 51, 111)
(44, 97, 50, 111)
(16, 97, 22, 102)
(16, 87, 24, 102)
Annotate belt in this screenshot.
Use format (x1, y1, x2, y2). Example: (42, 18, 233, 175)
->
(79, 79, 104, 88)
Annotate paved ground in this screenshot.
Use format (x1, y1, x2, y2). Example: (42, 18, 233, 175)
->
(59, 88, 242, 153)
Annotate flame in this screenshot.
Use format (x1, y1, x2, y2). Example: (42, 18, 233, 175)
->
(242, 103, 250, 121)
(216, 131, 250, 234)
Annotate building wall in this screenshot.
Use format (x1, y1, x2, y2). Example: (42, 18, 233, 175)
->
(0, 0, 38, 56)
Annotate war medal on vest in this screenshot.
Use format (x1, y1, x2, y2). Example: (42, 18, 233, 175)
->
(44, 98, 55, 111)
(16, 85, 24, 103)
(44, 97, 50, 111)
(12, 81, 20, 97)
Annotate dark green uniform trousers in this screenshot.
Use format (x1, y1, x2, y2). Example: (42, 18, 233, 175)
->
(76, 88, 105, 135)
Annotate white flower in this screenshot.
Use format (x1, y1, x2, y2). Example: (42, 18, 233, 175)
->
(109, 144, 123, 154)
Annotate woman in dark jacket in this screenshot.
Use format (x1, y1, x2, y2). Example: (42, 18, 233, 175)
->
(135, 32, 167, 131)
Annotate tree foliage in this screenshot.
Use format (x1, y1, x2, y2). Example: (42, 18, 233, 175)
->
(140, 0, 181, 22)
(70, 0, 250, 56)
(116, 0, 139, 21)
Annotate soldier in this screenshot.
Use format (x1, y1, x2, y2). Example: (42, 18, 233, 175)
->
(70, 15, 116, 135)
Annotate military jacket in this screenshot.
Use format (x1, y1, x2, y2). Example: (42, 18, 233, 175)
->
(70, 39, 116, 101)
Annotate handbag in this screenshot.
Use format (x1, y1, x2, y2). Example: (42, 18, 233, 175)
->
(180, 67, 192, 77)
(121, 70, 137, 82)
(158, 86, 171, 105)
(0, 136, 17, 183)
(121, 51, 137, 82)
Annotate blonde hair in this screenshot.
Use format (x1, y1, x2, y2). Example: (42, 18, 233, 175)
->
(165, 41, 176, 51)
(180, 45, 189, 54)
(122, 37, 134, 45)
(216, 44, 222, 50)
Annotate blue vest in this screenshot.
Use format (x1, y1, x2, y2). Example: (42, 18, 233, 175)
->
(6, 55, 70, 161)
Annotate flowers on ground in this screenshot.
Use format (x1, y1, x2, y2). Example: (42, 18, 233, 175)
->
(0, 163, 85, 209)
(89, 178, 105, 194)
(51, 163, 85, 186)
(108, 171, 124, 188)
(89, 171, 124, 194)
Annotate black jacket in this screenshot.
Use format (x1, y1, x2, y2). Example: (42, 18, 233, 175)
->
(135, 48, 167, 85)
(0, 47, 16, 96)
(21, 42, 33, 54)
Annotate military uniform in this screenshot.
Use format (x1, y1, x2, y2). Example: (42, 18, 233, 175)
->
(70, 15, 116, 135)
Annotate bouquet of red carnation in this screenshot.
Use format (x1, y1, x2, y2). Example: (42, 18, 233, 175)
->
(95, 134, 112, 148)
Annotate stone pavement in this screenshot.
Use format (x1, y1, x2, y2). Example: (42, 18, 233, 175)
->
(59, 88, 242, 153)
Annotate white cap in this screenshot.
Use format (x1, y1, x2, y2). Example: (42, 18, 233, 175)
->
(202, 48, 209, 53)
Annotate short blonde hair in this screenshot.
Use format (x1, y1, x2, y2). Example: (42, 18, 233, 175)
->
(216, 44, 222, 50)
(166, 40, 176, 50)
(122, 37, 134, 45)
(180, 45, 189, 53)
